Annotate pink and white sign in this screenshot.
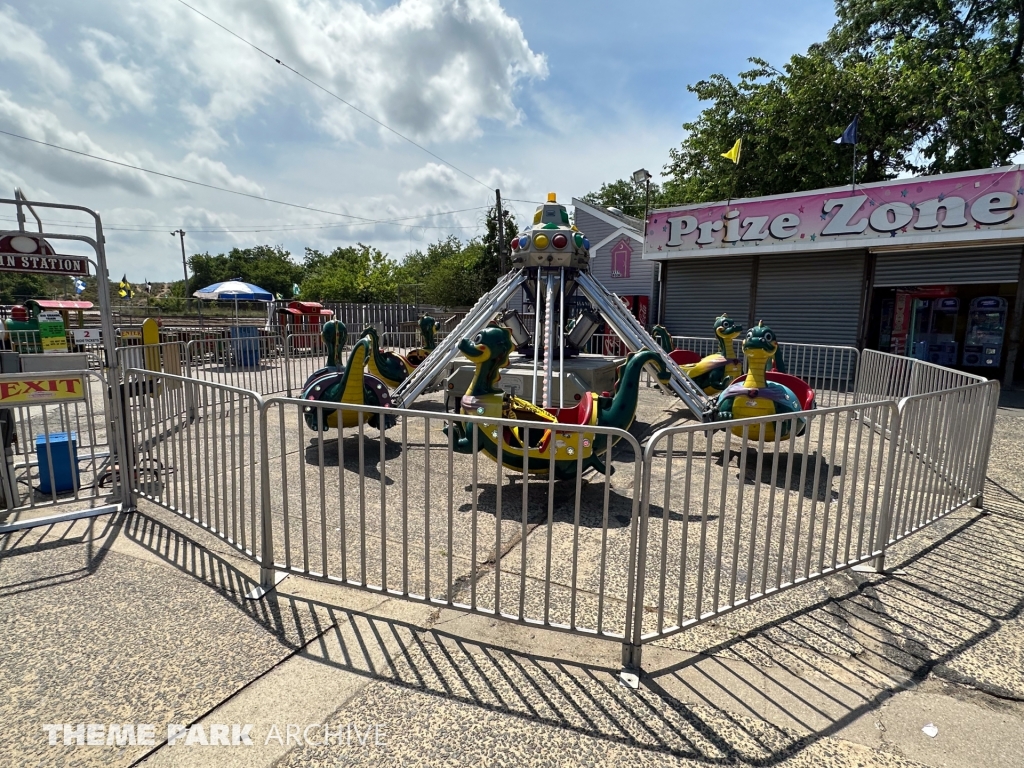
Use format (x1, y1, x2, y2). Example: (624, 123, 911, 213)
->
(644, 167, 1024, 259)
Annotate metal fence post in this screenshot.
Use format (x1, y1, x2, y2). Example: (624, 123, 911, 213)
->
(284, 334, 293, 397)
(971, 381, 1001, 509)
(621, 439, 653, 686)
(869, 402, 902, 572)
(111, 354, 135, 511)
(247, 399, 284, 599)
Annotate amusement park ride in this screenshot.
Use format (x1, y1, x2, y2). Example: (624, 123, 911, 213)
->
(391, 193, 715, 419)
(299, 193, 819, 468)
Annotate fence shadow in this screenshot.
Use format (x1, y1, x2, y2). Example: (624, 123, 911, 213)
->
(119, 477, 1024, 764)
(0, 513, 120, 598)
(456, 480, 710, 527)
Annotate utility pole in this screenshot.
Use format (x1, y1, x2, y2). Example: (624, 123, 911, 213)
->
(171, 229, 201, 326)
(496, 189, 506, 275)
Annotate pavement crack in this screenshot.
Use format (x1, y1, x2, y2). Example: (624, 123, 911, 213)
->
(128, 615, 342, 767)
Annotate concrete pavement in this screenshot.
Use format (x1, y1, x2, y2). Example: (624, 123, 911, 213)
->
(1, 392, 1022, 767)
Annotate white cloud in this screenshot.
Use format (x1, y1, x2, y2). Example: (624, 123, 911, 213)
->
(0, 93, 266, 201)
(0, 5, 72, 92)
(178, 154, 265, 197)
(80, 29, 156, 119)
(124, 0, 546, 149)
(398, 162, 465, 197)
(0, 92, 160, 195)
(397, 162, 529, 207)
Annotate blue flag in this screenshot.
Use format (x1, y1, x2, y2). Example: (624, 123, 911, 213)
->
(835, 116, 859, 145)
(74, 278, 86, 294)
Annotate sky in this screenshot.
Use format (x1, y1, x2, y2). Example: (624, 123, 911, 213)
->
(0, 0, 839, 283)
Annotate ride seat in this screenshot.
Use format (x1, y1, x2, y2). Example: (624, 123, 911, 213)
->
(547, 391, 595, 426)
(729, 372, 816, 410)
(669, 349, 701, 365)
(765, 372, 816, 409)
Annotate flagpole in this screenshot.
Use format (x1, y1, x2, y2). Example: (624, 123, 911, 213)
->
(851, 143, 856, 190)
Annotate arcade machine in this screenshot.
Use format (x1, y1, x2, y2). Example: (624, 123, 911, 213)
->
(918, 297, 960, 366)
(962, 297, 1007, 368)
(888, 287, 956, 359)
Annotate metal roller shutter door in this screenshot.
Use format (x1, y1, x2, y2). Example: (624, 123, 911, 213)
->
(874, 246, 1022, 286)
(662, 256, 752, 337)
(754, 252, 864, 346)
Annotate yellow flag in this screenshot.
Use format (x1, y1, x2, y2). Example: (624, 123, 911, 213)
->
(721, 138, 742, 164)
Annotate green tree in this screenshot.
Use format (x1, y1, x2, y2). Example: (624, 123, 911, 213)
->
(300, 244, 398, 303)
(187, 245, 303, 298)
(396, 235, 488, 307)
(0, 273, 49, 304)
(661, 1, 1024, 205)
(830, 0, 1024, 174)
(481, 203, 516, 283)
(581, 178, 662, 218)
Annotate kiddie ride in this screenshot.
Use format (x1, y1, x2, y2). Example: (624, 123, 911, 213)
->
(299, 315, 440, 431)
(300, 319, 395, 431)
(715, 321, 816, 441)
(447, 325, 669, 478)
(648, 314, 817, 442)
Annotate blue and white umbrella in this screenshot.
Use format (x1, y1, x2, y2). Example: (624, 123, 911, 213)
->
(193, 279, 274, 318)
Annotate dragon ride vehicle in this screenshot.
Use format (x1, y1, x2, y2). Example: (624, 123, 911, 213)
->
(680, 314, 744, 395)
(405, 314, 439, 368)
(651, 324, 700, 366)
(447, 325, 670, 479)
(715, 321, 813, 441)
(359, 326, 414, 389)
(301, 320, 395, 431)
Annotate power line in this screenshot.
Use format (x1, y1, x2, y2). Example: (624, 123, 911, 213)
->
(0, 128, 488, 231)
(0, 205, 488, 234)
(174, 0, 494, 192)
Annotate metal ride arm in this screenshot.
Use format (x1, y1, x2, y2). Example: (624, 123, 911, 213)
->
(575, 271, 715, 421)
(391, 269, 528, 408)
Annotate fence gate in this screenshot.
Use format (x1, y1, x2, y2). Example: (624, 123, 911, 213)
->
(0, 370, 120, 532)
(122, 369, 272, 593)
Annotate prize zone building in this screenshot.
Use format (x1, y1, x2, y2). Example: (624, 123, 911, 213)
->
(637, 166, 1024, 386)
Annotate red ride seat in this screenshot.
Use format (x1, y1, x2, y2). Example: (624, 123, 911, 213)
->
(729, 372, 816, 410)
(548, 391, 595, 426)
(669, 349, 701, 365)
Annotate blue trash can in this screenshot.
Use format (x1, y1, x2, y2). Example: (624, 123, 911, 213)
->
(36, 432, 79, 494)
(230, 326, 261, 368)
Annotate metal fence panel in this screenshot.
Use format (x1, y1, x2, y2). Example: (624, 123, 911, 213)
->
(123, 369, 266, 562)
(854, 349, 985, 403)
(633, 401, 899, 647)
(185, 335, 291, 396)
(888, 379, 999, 541)
(284, 333, 329, 397)
(260, 397, 645, 641)
(0, 369, 118, 519)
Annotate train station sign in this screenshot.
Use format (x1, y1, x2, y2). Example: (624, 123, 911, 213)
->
(0, 232, 89, 276)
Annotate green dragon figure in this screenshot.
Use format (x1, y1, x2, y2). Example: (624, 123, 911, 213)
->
(446, 325, 670, 478)
(359, 326, 414, 388)
(301, 334, 395, 432)
(305, 318, 347, 379)
(406, 314, 439, 367)
(680, 313, 744, 395)
(651, 325, 674, 353)
(715, 321, 804, 442)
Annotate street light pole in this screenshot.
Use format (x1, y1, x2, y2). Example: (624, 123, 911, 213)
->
(633, 168, 654, 323)
(171, 229, 201, 327)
